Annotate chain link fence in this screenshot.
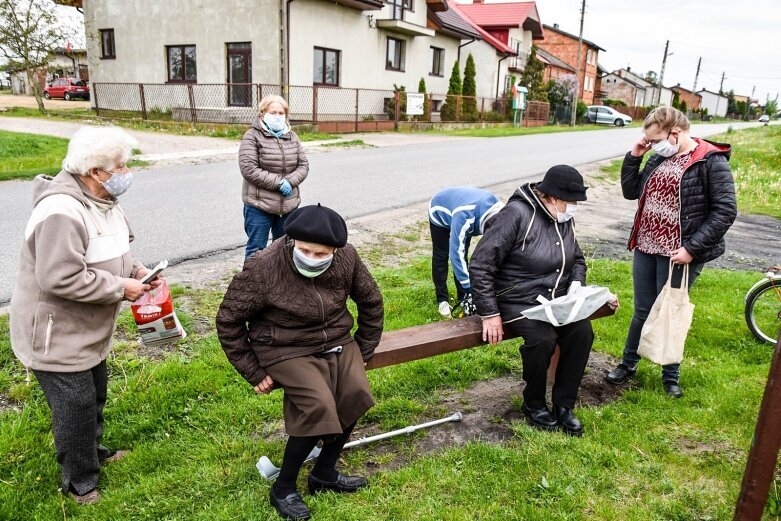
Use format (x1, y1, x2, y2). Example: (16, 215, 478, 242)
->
(93, 82, 551, 130)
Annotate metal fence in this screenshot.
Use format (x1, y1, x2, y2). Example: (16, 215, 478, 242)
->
(93, 82, 551, 131)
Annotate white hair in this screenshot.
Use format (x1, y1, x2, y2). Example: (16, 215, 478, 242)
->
(61, 126, 138, 175)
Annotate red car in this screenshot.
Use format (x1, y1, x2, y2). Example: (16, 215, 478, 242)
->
(44, 77, 90, 101)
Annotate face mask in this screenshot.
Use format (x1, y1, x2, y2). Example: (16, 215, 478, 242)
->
(100, 170, 133, 198)
(554, 201, 577, 223)
(293, 247, 333, 278)
(651, 135, 680, 157)
(263, 113, 287, 132)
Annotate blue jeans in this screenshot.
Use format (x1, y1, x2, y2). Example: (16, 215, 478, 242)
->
(244, 204, 288, 259)
(621, 250, 703, 383)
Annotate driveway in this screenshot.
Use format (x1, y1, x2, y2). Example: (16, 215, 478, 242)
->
(0, 93, 92, 111)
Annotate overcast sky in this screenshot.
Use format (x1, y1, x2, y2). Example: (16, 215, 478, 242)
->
(533, 0, 781, 102)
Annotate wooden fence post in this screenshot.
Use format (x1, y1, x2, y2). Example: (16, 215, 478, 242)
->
(312, 86, 318, 126)
(733, 334, 781, 520)
(93, 83, 101, 117)
(480, 97, 485, 122)
(394, 89, 400, 130)
(355, 88, 359, 133)
(139, 84, 147, 120)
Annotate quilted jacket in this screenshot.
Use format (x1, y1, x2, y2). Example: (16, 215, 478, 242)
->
(216, 238, 384, 386)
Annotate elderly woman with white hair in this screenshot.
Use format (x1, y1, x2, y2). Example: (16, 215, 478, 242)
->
(10, 125, 160, 505)
(239, 94, 309, 258)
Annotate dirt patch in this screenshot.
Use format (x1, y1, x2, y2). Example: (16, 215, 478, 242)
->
(344, 351, 627, 474)
(0, 392, 22, 413)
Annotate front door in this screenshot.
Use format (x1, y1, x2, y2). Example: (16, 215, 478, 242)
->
(227, 43, 252, 107)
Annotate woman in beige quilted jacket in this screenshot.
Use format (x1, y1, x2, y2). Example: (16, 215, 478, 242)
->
(239, 95, 309, 259)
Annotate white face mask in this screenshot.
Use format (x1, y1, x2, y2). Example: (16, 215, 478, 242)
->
(292, 247, 333, 278)
(651, 135, 680, 157)
(554, 201, 578, 223)
(263, 113, 287, 132)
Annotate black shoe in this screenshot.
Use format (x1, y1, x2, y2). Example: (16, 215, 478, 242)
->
(307, 472, 368, 495)
(553, 406, 583, 437)
(521, 404, 559, 431)
(664, 381, 683, 398)
(269, 488, 311, 521)
(605, 363, 636, 385)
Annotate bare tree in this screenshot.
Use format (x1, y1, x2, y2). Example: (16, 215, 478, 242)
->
(0, 0, 69, 112)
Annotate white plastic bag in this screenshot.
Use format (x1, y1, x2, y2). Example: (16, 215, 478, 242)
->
(521, 285, 613, 326)
(638, 262, 695, 365)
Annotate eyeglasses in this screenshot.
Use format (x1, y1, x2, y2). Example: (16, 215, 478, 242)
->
(645, 130, 672, 146)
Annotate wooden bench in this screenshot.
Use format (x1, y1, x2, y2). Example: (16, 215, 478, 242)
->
(365, 304, 615, 371)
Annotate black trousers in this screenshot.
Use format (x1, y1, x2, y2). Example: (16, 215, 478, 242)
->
(430, 222, 471, 303)
(33, 360, 113, 495)
(504, 318, 594, 409)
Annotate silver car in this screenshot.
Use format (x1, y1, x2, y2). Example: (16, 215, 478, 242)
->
(586, 105, 633, 126)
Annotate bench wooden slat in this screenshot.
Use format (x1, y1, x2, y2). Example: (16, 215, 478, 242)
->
(366, 303, 615, 370)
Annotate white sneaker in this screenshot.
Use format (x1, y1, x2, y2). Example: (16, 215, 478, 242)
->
(438, 301, 452, 317)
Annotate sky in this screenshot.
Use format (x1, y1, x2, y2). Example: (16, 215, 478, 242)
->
(532, 0, 781, 102)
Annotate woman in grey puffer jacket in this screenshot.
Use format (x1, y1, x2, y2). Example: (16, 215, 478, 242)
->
(239, 95, 309, 258)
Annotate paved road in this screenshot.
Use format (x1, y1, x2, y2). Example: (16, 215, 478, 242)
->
(0, 121, 760, 303)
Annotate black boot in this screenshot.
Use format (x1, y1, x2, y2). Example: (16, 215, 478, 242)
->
(605, 363, 636, 385)
(521, 403, 559, 431)
(663, 380, 683, 398)
(553, 406, 583, 437)
(308, 473, 368, 494)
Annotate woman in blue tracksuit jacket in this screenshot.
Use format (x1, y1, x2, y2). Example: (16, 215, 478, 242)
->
(428, 186, 504, 316)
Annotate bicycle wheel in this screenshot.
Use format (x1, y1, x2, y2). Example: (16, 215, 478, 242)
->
(745, 279, 781, 344)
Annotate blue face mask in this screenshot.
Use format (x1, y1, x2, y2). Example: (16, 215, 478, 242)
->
(100, 171, 133, 198)
(263, 113, 287, 132)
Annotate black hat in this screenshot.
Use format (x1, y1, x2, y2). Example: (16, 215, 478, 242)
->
(284, 203, 348, 247)
(536, 165, 588, 202)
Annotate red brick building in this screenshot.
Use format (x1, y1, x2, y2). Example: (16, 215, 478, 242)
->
(537, 23, 604, 105)
(536, 47, 575, 82)
(671, 84, 702, 111)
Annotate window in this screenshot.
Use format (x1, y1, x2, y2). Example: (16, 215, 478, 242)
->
(166, 45, 197, 83)
(386, 37, 405, 72)
(100, 29, 115, 59)
(313, 47, 340, 86)
(429, 47, 444, 77)
(387, 0, 412, 20)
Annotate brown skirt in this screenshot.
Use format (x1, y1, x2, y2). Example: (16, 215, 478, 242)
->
(264, 340, 375, 437)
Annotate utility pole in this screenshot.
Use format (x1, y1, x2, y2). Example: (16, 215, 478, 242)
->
(745, 85, 756, 120)
(569, 0, 586, 126)
(714, 71, 725, 118)
(656, 40, 670, 106)
(687, 57, 701, 119)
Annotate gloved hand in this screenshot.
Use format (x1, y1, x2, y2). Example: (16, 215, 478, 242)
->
(567, 281, 582, 295)
(279, 179, 293, 197)
(460, 293, 477, 316)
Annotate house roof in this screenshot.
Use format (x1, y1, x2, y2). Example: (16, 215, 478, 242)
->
(604, 72, 646, 91)
(448, 1, 514, 55)
(429, 5, 482, 39)
(542, 24, 605, 52)
(596, 63, 607, 75)
(697, 88, 726, 97)
(535, 48, 575, 73)
(456, 2, 544, 39)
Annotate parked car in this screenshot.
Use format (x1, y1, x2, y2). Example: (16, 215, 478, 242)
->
(758, 114, 770, 123)
(585, 105, 632, 126)
(44, 77, 90, 101)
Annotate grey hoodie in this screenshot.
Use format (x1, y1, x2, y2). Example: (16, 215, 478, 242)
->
(10, 171, 143, 372)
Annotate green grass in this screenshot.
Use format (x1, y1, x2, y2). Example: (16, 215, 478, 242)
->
(597, 125, 781, 219)
(1, 254, 778, 519)
(0, 106, 337, 142)
(0, 130, 68, 181)
(425, 122, 641, 138)
(320, 139, 369, 148)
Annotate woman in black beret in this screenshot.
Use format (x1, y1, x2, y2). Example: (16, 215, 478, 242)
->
(217, 204, 384, 521)
(469, 166, 599, 436)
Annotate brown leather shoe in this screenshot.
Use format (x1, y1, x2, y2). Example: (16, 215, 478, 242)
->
(100, 449, 130, 465)
(68, 488, 101, 505)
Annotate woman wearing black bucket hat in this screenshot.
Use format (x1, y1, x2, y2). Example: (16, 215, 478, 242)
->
(469, 165, 595, 436)
(217, 204, 384, 521)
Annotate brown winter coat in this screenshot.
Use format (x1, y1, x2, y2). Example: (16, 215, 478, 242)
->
(216, 238, 384, 386)
(239, 118, 309, 215)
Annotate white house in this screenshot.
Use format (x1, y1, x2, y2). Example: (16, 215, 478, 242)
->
(697, 88, 728, 117)
(9, 47, 88, 95)
(601, 72, 646, 107)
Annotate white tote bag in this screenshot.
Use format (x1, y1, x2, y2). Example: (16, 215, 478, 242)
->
(521, 285, 613, 326)
(637, 261, 695, 365)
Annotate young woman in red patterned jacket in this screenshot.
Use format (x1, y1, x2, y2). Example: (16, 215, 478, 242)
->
(605, 107, 737, 397)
